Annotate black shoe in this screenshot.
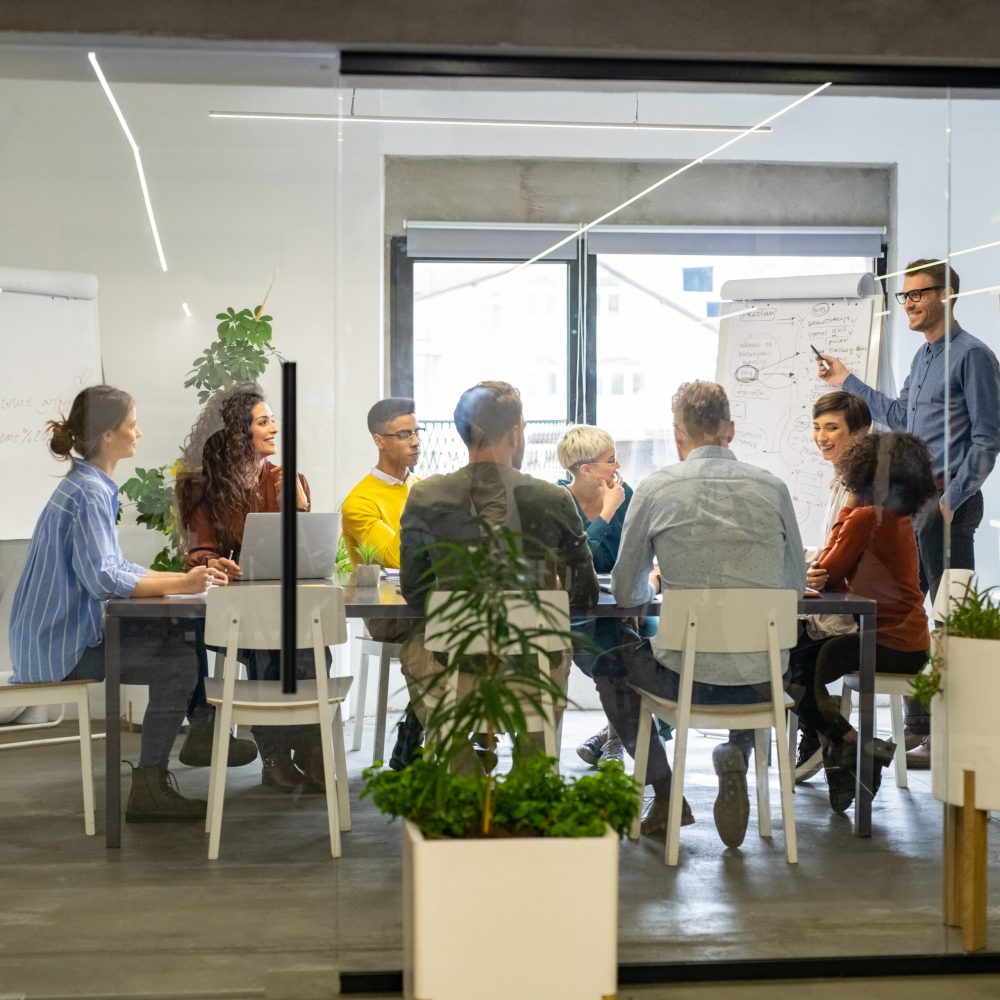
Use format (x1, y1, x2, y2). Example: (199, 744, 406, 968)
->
(865, 738, 897, 800)
(261, 753, 304, 792)
(125, 763, 207, 823)
(388, 706, 424, 771)
(823, 741, 856, 814)
(794, 730, 822, 784)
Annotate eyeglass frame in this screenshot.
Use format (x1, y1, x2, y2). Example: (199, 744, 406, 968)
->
(377, 427, 425, 441)
(894, 285, 944, 304)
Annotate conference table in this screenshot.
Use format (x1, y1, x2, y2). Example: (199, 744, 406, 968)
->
(102, 583, 877, 847)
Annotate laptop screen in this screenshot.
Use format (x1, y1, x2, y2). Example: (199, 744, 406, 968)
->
(239, 512, 341, 581)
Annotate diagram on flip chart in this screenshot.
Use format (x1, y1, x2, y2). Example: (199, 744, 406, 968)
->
(717, 274, 881, 548)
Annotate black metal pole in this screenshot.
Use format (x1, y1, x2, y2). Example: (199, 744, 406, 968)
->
(281, 361, 297, 694)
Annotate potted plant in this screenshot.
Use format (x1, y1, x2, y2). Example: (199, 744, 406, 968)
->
(911, 578, 1000, 809)
(362, 524, 638, 1000)
(352, 540, 382, 588)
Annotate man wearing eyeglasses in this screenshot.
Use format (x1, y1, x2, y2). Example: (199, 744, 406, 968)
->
(341, 397, 422, 571)
(341, 397, 424, 768)
(816, 259, 1000, 768)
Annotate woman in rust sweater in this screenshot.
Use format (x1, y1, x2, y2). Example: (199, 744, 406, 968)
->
(176, 383, 320, 793)
(803, 431, 937, 813)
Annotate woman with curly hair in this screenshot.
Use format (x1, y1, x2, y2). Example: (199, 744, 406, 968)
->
(802, 431, 938, 813)
(177, 383, 322, 792)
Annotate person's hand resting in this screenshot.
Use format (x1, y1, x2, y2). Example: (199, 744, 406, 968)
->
(806, 565, 829, 591)
(598, 478, 626, 522)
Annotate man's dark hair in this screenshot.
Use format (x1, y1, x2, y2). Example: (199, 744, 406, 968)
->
(367, 397, 415, 435)
(906, 258, 960, 298)
(838, 431, 937, 516)
(453, 381, 523, 448)
(812, 391, 872, 434)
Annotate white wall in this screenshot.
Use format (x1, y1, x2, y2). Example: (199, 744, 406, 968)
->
(2, 73, 999, 592)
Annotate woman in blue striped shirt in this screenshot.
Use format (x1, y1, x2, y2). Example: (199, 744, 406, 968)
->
(9, 385, 228, 823)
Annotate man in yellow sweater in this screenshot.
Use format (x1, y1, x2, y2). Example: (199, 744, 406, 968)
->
(341, 396, 423, 768)
(341, 397, 421, 569)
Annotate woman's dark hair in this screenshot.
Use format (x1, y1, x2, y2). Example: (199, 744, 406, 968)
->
(47, 385, 133, 462)
(838, 431, 937, 516)
(812, 391, 872, 434)
(176, 383, 266, 556)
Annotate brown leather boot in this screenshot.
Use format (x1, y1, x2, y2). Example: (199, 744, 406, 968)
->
(293, 736, 328, 793)
(261, 751, 303, 792)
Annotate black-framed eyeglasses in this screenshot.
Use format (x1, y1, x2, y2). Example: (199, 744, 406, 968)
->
(894, 285, 943, 304)
(379, 427, 424, 441)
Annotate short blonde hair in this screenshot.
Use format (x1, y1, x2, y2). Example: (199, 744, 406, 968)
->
(556, 425, 615, 474)
(672, 381, 731, 441)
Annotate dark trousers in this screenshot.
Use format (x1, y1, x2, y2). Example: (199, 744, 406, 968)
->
(593, 637, 777, 787)
(907, 489, 983, 733)
(788, 629, 926, 742)
(67, 620, 198, 768)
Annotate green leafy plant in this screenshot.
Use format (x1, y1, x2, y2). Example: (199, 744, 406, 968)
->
(335, 535, 353, 576)
(118, 295, 281, 566)
(354, 540, 381, 566)
(911, 578, 1000, 708)
(362, 522, 636, 840)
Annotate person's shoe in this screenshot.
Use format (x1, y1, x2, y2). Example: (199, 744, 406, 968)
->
(600, 734, 624, 763)
(576, 726, 609, 766)
(866, 738, 898, 799)
(794, 730, 823, 784)
(261, 753, 304, 792)
(712, 743, 751, 848)
(388, 706, 424, 771)
(293, 740, 328, 793)
(903, 726, 926, 752)
(125, 763, 207, 823)
(639, 795, 695, 837)
(906, 736, 932, 770)
(178, 719, 258, 768)
(823, 741, 856, 814)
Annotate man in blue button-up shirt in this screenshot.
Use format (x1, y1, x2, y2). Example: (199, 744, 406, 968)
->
(817, 259, 1000, 765)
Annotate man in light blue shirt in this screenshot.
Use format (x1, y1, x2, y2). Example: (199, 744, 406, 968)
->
(605, 381, 806, 849)
(818, 259, 1000, 766)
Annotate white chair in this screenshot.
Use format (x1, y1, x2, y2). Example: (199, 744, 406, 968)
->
(629, 589, 798, 865)
(351, 632, 403, 764)
(0, 679, 97, 835)
(203, 584, 353, 860)
(423, 590, 570, 765)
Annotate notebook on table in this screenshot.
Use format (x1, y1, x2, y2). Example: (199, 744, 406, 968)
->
(239, 512, 341, 581)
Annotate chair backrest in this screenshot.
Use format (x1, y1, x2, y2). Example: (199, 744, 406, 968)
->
(204, 584, 348, 650)
(931, 568, 976, 622)
(423, 590, 570, 656)
(653, 589, 798, 655)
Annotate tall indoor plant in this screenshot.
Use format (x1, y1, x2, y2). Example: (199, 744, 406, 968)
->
(363, 524, 637, 1000)
(118, 301, 279, 569)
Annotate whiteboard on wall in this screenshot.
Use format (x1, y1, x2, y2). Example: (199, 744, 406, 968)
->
(716, 272, 882, 550)
(0, 266, 102, 540)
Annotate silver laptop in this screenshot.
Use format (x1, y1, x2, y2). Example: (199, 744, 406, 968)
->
(239, 512, 341, 581)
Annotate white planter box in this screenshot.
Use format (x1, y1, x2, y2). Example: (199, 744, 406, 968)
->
(932, 636, 1000, 809)
(402, 818, 618, 1000)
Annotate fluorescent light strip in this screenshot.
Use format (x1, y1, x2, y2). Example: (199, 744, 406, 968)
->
(181, 302, 192, 317)
(89, 52, 168, 273)
(208, 110, 771, 135)
(515, 82, 832, 270)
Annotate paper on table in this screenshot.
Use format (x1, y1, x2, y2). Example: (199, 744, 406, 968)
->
(162, 591, 209, 599)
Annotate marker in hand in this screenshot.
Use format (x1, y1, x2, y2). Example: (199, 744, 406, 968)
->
(811, 344, 830, 372)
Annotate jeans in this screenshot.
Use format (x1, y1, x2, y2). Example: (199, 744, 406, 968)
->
(67, 620, 198, 768)
(593, 637, 781, 787)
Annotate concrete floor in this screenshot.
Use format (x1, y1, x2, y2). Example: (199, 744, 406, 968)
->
(1, 708, 998, 999)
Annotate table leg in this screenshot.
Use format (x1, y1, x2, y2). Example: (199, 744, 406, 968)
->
(853, 608, 875, 837)
(105, 616, 122, 849)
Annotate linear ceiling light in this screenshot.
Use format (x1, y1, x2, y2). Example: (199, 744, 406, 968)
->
(515, 82, 831, 270)
(88, 52, 168, 272)
(208, 110, 771, 134)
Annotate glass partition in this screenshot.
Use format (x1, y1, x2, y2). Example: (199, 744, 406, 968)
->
(0, 40, 996, 996)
